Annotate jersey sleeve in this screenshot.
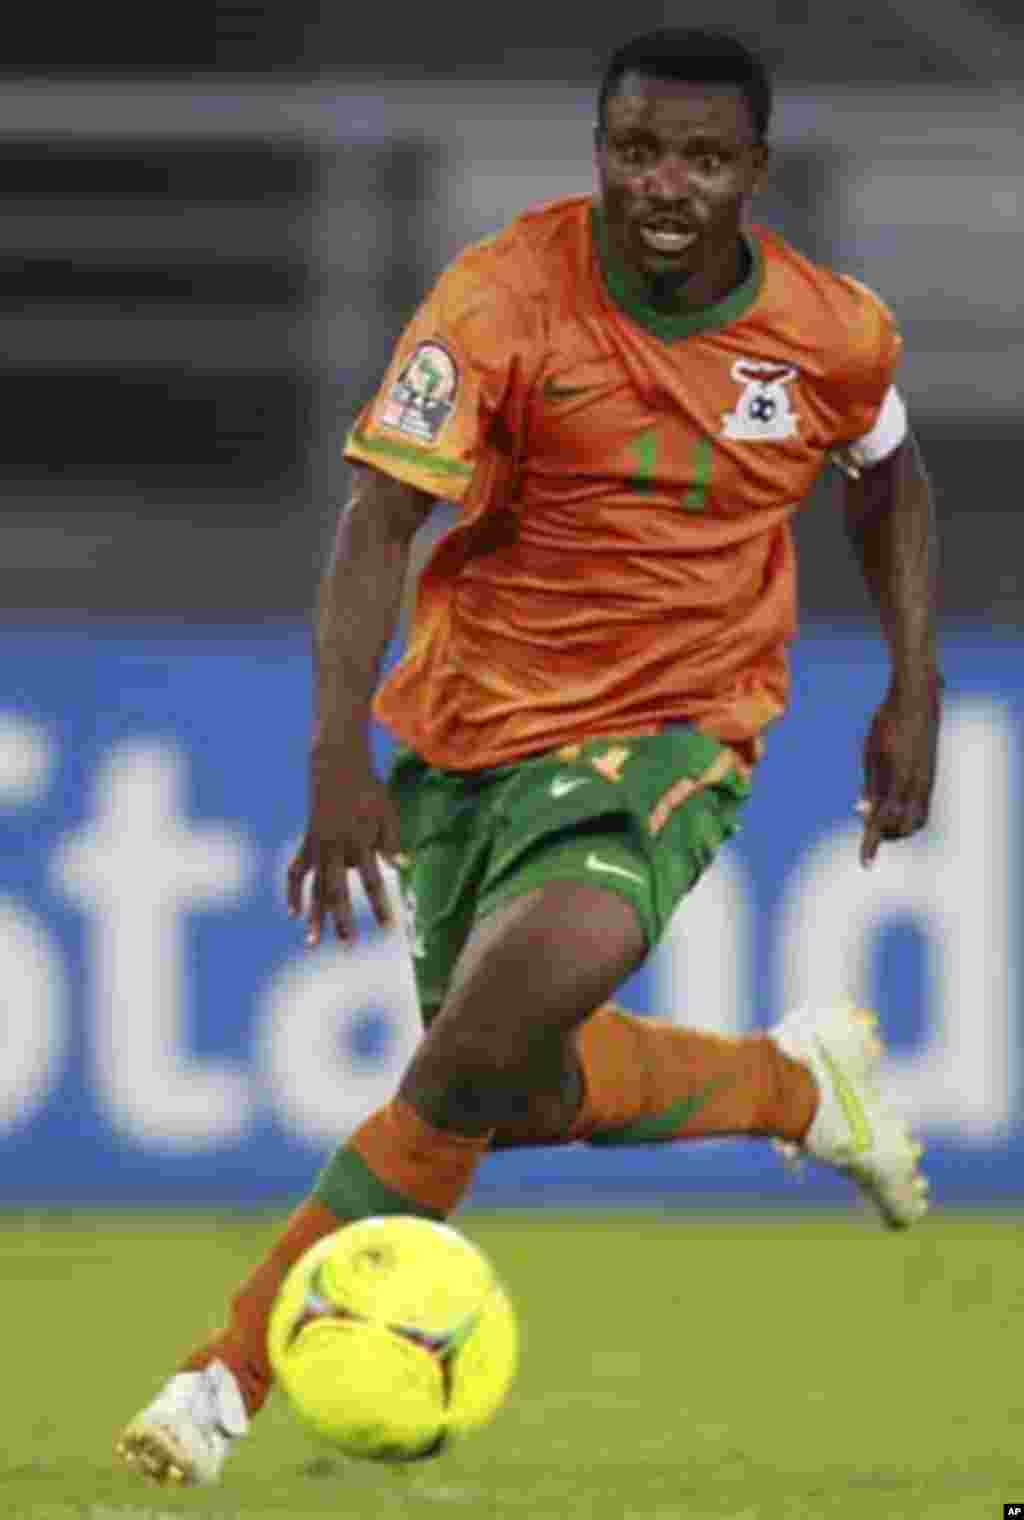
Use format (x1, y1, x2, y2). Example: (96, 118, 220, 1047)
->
(344, 251, 540, 506)
(824, 276, 907, 460)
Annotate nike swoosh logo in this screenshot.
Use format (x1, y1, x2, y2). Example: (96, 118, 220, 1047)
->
(543, 379, 595, 401)
(585, 852, 646, 886)
(550, 776, 591, 798)
(589, 1076, 734, 1146)
(815, 1040, 874, 1154)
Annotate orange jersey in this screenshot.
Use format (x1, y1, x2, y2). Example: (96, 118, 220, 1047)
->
(345, 194, 902, 770)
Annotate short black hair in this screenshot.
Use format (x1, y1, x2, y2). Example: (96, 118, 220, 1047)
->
(598, 28, 773, 142)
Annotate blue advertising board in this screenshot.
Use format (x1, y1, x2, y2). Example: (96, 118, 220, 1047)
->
(0, 625, 1020, 1205)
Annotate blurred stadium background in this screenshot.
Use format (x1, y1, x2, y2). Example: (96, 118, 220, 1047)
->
(1, 1, 1021, 1211)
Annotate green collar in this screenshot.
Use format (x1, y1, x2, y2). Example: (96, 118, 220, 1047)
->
(591, 202, 764, 342)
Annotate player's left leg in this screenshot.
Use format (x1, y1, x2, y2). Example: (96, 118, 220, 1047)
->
(474, 731, 926, 1224)
(488, 1004, 816, 1149)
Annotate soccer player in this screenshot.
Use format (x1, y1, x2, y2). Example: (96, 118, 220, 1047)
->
(118, 28, 940, 1485)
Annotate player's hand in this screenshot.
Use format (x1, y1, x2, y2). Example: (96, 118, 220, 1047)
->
(858, 675, 942, 868)
(287, 741, 401, 945)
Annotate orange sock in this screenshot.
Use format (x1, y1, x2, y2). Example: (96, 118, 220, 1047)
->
(179, 1098, 491, 1416)
(570, 1004, 817, 1146)
(333, 1096, 492, 1219)
(179, 1197, 339, 1415)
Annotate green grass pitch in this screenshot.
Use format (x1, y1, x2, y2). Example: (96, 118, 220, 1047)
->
(1, 1208, 1021, 1519)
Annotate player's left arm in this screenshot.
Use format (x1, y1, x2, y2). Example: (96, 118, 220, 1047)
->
(840, 423, 942, 868)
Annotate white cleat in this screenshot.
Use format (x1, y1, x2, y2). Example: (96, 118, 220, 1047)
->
(770, 1003, 930, 1230)
(116, 1359, 248, 1486)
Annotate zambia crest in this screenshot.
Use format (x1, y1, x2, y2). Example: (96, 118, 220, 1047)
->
(721, 359, 800, 442)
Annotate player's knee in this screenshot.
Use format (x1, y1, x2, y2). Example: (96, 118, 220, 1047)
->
(400, 1022, 578, 1134)
(401, 1061, 530, 1131)
(400, 1035, 532, 1129)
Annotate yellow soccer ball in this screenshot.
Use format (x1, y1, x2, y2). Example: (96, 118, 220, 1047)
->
(267, 1215, 518, 1462)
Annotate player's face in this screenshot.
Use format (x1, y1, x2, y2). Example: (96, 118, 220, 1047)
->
(596, 75, 769, 289)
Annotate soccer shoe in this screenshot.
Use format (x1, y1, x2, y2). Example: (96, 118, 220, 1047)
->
(115, 1359, 248, 1485)
(770, 1003, 929, 1230)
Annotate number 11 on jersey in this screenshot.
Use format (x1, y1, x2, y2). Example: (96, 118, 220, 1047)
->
(628, 429, 713, 513)
(683, 435, 713, 513)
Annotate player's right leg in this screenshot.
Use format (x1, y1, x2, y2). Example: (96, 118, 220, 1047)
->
(117, 869, 649, 1485)
(117, 752, 490, 1484)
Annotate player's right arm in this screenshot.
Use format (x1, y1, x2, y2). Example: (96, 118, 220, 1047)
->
(287, 465, 436, 946)
(291, 236, 539, 943)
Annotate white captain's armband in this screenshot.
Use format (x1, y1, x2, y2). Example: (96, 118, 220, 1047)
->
(830, 386, 908, 480)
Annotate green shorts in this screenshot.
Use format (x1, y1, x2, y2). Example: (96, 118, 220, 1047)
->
(389, 727, 752, 1017)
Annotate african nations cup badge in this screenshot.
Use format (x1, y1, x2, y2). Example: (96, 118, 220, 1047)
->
(377, 341, 460, 444)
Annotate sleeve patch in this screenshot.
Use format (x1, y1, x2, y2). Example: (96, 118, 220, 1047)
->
(845, 385, 908, 468)
(376, 341, 460, 445)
